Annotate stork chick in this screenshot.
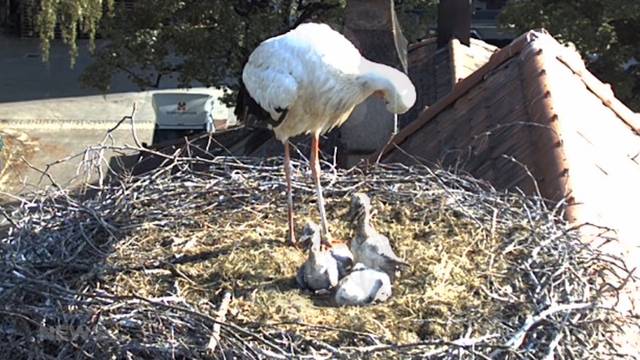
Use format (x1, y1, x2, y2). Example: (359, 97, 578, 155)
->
(296, 221, 339, 293)
(330, 241, 354, 279)
(335, 263, 392, 306)
(238, 23, 416, 244)
(347, 193, 408, 281)
(297, 221, 354, 281)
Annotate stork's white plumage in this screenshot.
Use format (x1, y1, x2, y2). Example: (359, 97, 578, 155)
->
(239, 22, 416, 244)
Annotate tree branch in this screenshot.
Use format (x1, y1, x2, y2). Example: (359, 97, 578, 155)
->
(292, 2, 340, 28)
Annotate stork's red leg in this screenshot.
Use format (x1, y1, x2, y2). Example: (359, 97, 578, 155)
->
(311, 134, 331, 242)
(284, 141, 296, 244)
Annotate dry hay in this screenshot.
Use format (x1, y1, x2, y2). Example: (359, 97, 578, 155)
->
(0, 150, 635, 359)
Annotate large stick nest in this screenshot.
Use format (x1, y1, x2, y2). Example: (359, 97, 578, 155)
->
(0, 145, 635, 359)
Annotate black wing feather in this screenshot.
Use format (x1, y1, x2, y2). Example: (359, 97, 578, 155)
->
(235, 78, 287, 129)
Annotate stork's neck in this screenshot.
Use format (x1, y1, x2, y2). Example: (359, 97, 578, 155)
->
(309, 233, 321, 253)
(358, 59, 397, 98)
(356, 58, 416, 115)
(354, 208, 376, 238)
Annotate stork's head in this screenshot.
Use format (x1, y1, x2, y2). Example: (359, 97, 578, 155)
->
(346, 192, 372, 224)
(375, 69, 416, 114)
(300, 220, 322, 252)
(361, 60, 416, 114)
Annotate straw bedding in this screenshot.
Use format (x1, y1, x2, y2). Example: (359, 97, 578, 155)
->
(0, 148, 634, 359)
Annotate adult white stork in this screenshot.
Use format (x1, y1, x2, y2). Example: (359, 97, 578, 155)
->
(238, 22, 416, 244)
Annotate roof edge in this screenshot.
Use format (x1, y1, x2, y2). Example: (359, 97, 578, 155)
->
(449, 39, 461, 86)
(371, 30, 544, 162)
(554, 55, 640, 135)
(408, 37, 436, 51)
(518, 42, 573, 214)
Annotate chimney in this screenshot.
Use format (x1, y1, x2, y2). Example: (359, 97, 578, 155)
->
(437, 0, 471, 48)
(343, 0, 409, 73)
(330, 0, 409, 167)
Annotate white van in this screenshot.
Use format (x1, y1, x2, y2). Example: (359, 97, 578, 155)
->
(152, 93, 215, 133)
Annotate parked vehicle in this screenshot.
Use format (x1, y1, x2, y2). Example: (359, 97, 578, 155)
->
(151, 92, 215, 144)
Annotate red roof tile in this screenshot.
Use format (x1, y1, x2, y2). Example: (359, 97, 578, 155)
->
(375, 29, 640, 264)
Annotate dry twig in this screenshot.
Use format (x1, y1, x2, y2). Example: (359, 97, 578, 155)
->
(0, 137, 635, 359)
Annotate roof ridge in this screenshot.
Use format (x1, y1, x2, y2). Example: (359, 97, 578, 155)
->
(518, 37, 573, 211)
(449, 39, 463, 86)
(524, 30, 640, 134)
(372, 28, 639, 163)
(372, 29, 541, 162)
(469, 37, 499, 52)
(554, 54, 640, 135)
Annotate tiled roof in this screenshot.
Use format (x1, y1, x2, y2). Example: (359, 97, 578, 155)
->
(121, 29, 640, 354)
(400, 37, 498, 127)
(376, 29, 640, 261)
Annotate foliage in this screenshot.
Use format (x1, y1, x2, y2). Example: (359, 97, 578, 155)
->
(37, 0, 115, 66)
(35, 0, 437, 95)
(395, 0, 438, 43)
(500, 0, 640, 110)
